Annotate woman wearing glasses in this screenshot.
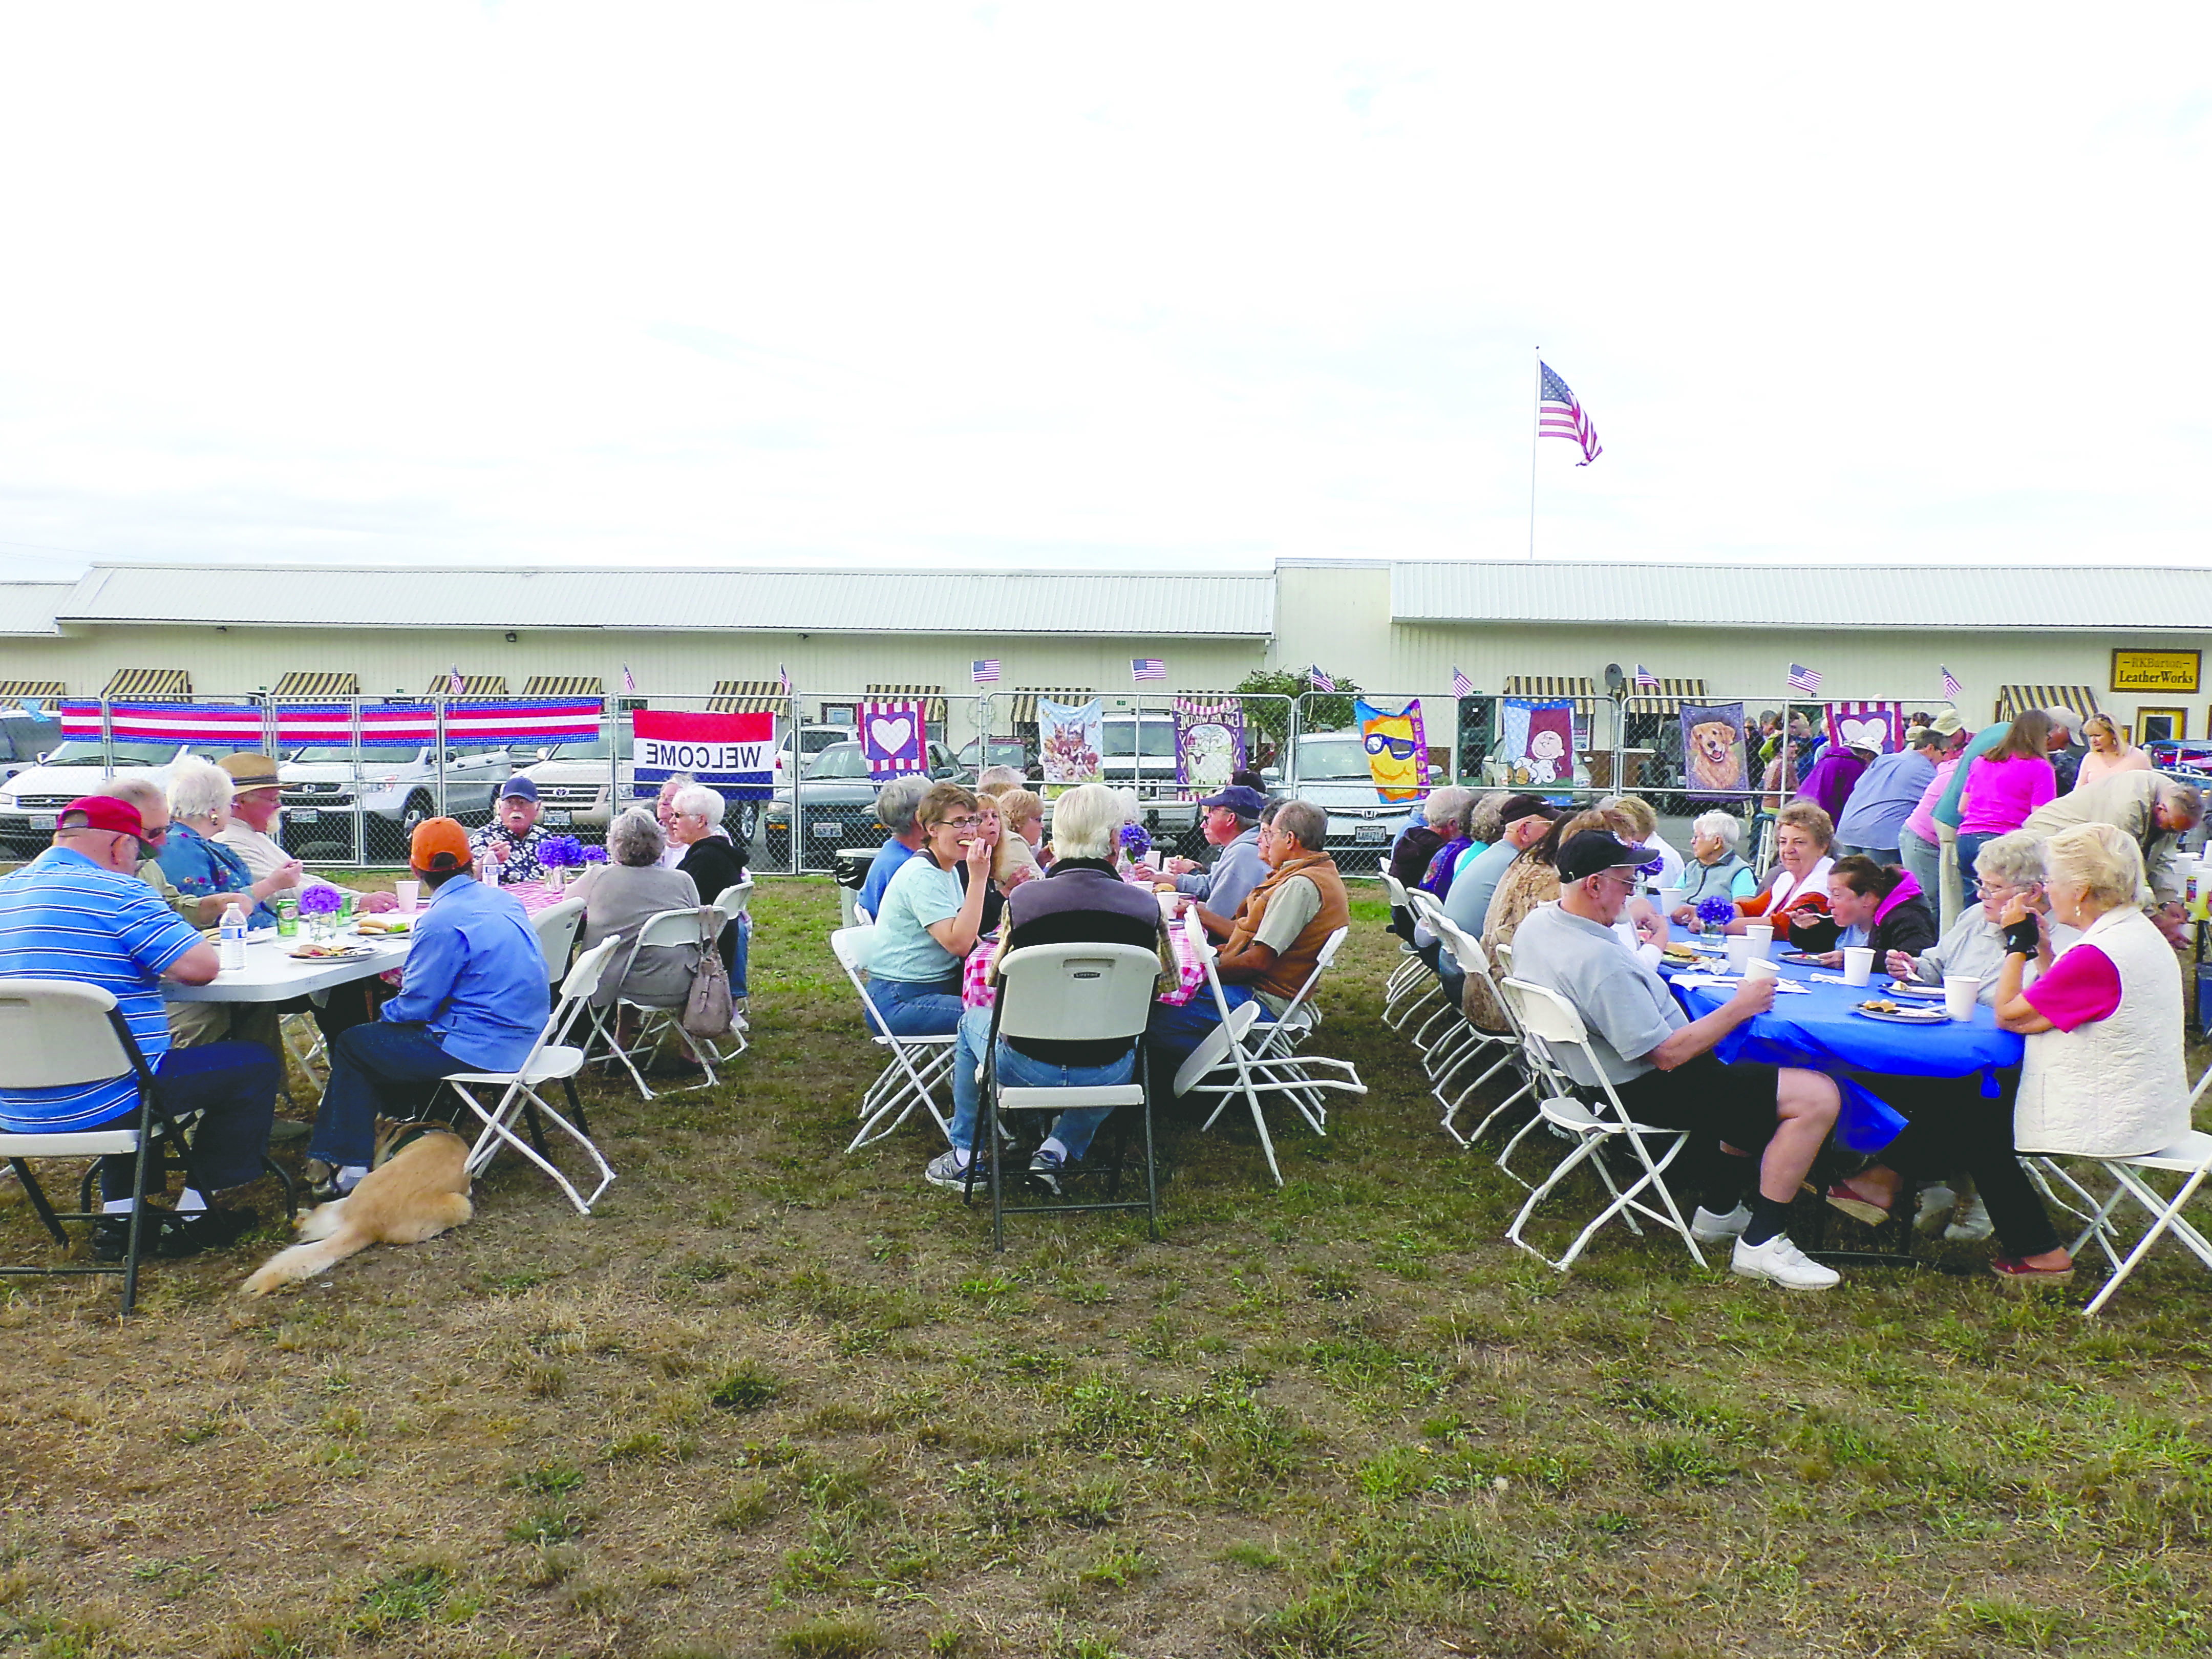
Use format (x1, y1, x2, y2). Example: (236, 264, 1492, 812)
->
(865, 782, 995, 1035)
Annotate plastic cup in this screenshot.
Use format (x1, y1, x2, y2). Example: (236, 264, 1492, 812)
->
(1746, 923, 1774, 958)
(1843, 946, 1875, 987)
(1742, 956, 1780, 982)
(1656, 886, 1685, 917)
(1944, 974, 1979, 1021)
(395, 880, 421, 913)
(1724, 937, 1754, 973)
(1155, 889, 1180, 920)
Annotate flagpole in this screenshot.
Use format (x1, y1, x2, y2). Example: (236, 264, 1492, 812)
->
(1527, 348, 1541, 561)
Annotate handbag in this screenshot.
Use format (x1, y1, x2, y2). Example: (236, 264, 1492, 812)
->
(681, 905, 735, 1039)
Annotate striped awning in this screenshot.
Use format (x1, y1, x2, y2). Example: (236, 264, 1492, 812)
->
(1995, 684, 2102, 725)
(1008, 687, 1091, 723)
(271, 671, 360, 697)
(1625, 676, 1709, 715)
(523, 674, 603, 695)
(0, 678, 67, 699)
(429, 673, 509, 698)
(708, 679, 789, 714)
(1502, 674, 1599, 717)
(866, 683, 948, 722)
(102, 668, 191, 699)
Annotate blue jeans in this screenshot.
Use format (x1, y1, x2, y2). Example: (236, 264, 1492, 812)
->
(949, 1005, 1132, 1158)
(1953, 831, 1996, 903)
(868, 973, 965, 1037)
(730, 912, 751, 999)
(1145, 984, 1256, 1069)
(93, 1040, 280, 1201)
(312, 1021, 471, 1166)
(1898, 827, 1941, 908)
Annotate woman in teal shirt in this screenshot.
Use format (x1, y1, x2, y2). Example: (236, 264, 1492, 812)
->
(865, 783, 994, 1036)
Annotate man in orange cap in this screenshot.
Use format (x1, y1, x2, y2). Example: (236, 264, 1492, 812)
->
(304, 818, 549, 1200)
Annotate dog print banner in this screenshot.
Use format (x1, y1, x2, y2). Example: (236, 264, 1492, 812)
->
(1678, 701, 1751, 796)
(1356, 697, 1429, 801)
(1174, 696, 1246, 795)
(1826, 700, 1906, 755)
(860, 700, 927, 778)
(1499, 698, 1575, 786)
(1036, 696, 1103, 786)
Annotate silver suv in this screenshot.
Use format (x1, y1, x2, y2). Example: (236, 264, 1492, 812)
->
(1290, 731, 1416, 865)
(279, 743, 514, 861)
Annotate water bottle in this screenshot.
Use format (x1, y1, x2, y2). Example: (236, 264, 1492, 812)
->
(219, 901, 248, 971)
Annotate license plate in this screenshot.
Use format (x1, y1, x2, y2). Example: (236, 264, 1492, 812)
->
(288, 808, 319, 823)
(1353, 823, 1388, 845)
(30, 814, 56, 831)
(542, 810, 571, 826)
(812, 821, 843, 840)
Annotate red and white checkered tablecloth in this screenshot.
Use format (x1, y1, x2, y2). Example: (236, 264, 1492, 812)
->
(963, 921, 1206, 1011)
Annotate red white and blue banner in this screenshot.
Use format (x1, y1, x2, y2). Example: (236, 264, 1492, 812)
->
(628, 707, 775, 800)
(59, 698, 606, 749)
(860, 701, 927, 778)
(59, 700, 266, 745)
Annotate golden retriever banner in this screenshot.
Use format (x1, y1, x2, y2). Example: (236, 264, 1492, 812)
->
(1679, 700, 1751, 795)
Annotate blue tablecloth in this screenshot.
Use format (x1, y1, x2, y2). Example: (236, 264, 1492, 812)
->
(1658, 929, 2022, 1151)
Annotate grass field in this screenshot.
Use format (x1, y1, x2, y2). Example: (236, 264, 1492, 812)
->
(3, 877, 2211, 1658)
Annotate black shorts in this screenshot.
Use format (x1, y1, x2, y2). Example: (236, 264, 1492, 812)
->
(1614, 1052, 1781, 1154)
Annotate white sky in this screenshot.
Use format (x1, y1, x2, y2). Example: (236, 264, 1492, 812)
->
(2, 5, 2208, 579)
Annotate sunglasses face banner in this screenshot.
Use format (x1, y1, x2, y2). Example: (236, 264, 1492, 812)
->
(1355, 698, 1428, 801)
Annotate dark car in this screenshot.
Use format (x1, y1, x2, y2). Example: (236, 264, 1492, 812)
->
(0, 715, 62, 784)
(762, 740, 968, 867)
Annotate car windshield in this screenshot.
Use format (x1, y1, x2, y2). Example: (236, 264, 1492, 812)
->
(533, 738, 613, 760)
(292, 746, 421, 763)
(1101, 719, 1177, 759)
(1295, 736, 1374, 780)
(800, 729, 847, 754)
(804, 746, 873, 781)
(43, 741, 193, 768)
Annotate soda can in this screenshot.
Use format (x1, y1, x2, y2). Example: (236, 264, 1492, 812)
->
(339, 890, 357, 923)
(274, 895, 300, 938)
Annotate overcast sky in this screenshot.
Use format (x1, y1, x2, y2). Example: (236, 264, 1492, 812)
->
(2, 6, 2208, 580)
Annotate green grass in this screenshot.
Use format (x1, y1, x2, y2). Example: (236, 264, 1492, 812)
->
(0, 876, 2209, 1656)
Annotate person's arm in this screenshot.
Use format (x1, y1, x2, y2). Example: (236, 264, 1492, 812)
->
(162, 940, 222, 984)
(1648, 975, 1776, 1069)
(1992, 892, 2061, 1032)
(248, 859, 304, 904)
(384, 917, 464, 1024)
(923, 841, 993, 958)
(1216, 935, 1279, 983)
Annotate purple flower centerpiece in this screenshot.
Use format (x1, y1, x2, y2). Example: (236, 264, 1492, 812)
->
(1695, 895, 1737, 931)
(539, 835, 585, 886)
(579, 844, 608, 864)
(299, 884, 343, 937)
(1119, 821, 1154, 869)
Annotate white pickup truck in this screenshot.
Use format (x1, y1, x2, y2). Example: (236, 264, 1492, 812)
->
(0, 740, 222, 853)
(277, 743, 516, 860)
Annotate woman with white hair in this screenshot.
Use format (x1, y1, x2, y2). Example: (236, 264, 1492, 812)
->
(665, 781, 750, 993)
(571, 808, 701, 1012)
(157, 755, 290, 929)
(1672, 810, 1756, 914)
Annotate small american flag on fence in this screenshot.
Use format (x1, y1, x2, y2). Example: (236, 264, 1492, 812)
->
(1633, 664, 1658, 689)
(1132, 657, 1166, 683)
(1941, 665, 1963, 701)
(448, 665, 465, 696)
(1308, 665, 1336, 693)
(621, 664, 636, 694)
(1788, 663, 1824, 696)
(1539, 363, 1602, 466)
(1450, 668, 1474, 699)
(971, 659, 1001, 685)
(778, 664, 793, 696)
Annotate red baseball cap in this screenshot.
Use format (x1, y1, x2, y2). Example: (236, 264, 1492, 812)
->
(60, 796, 147, 838)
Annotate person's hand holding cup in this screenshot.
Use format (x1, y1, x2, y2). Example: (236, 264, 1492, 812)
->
(1729, 971, 1779, 1017)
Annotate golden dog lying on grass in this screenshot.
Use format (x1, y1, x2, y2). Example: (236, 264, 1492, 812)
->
(243, 1119, 473, 1294)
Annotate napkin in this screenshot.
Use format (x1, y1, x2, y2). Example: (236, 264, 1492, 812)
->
(1672, 972, 1809, 993)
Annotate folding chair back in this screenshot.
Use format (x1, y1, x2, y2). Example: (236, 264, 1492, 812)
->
(993, 943, 1159, 1046)
(714, 877, 753, 925)
(1422, 911, 1534, 1144)
(1380, 870, 1412, 909)
(559, 933, 623, 1008)
(531, 898, 587, 983)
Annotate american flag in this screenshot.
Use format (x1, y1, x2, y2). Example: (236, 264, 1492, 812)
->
(1132, 657, 1166, 683)
(621, 664, 636, 694)
(1633, 664, 1659, 689)
(778, 664, 793, 696)
(1538, 363, 1602, 466)
(971, 658, 1001, 685)
(1788, 663, 1823, 695)
(1940, 665, 1963, 700)
(448, 665, 465, 696)
(1450, 667, 1474, 699)
(1308, 665, 1336, 693)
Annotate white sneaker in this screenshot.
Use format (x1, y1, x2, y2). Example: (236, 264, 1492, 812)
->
(1944, 1194, 1993, 1242)
(1690, 1203, 1753, 1243)
(1913, 1184, 1958, 1235)
(1731, 1232, 1841, 1290)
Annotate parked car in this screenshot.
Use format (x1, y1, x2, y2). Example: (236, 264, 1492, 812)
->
(1290, 731, 1416, 862)
(956, 736, 1037, 775)
(512, 735, 762, 846)
(0, 740, 223, 854)
(277, 743, 515, 861)
(773, 725, 858, 785)
(0, 714, 62, 785)
(762, 740, 968, 866)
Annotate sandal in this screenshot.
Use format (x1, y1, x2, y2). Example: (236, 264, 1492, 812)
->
(1990, 1255, 2074, 1285)
(1824, 1182, 1894, 1227)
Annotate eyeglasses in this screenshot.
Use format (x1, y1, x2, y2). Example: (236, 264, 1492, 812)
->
(939, 816, 980, 832)
(1591, 869, 1640, 891)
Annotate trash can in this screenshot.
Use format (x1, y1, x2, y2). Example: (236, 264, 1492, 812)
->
(833, 847, 878, 929)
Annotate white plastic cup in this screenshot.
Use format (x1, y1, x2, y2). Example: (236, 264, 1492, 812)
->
(395, 880, 421, 913)
(1944, 974, 1979, 1021)
(1724, 937, 1754, 973)
(1842, 946, 1875, 987)
(1155, 889, 1180, 920)
(1746, 923, 1775, 958)
(1742, 956, 1780, 982)
(1656, 886, 1685, 917)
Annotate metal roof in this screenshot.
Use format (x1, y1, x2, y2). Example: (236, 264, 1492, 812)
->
(1391, 561, 2212, 632)
(0, 583, 71, 635)
(54, 564, 1275, 637)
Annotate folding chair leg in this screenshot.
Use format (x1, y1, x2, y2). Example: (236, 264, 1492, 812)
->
(9, 1159, 69, 1245)
(2085, 1166, 2212, 1316)
(561, 1076, 592, 1140)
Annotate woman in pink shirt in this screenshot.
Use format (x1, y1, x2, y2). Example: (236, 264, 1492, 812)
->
(1955, 711, 2056, 901)
(2071, 713, 2155, 793)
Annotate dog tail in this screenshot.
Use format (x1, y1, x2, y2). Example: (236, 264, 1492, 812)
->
(241, 1224, 372, 1296)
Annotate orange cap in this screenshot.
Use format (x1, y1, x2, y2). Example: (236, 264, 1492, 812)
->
(410, 817, 473, 874)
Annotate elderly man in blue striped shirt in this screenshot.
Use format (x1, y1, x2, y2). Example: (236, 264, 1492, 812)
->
(0, 796, 278, 1260)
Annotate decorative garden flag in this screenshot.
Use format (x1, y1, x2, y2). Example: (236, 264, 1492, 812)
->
(1356, 698, 1428, 801)
(860, 700, 927, 777)
(1499, 698, 1575, 786)
(1132, 657, 1166, 683)
(1173, 696, 1246, 795)
(1450, 668, 1474, 699)
(1036, 697, 1103, 785)
(1826, 701, 1906, 755)
(1678, 701, 1751, 795)
(971, 659, 1001, 685)
(1941, 665, 1963, 700)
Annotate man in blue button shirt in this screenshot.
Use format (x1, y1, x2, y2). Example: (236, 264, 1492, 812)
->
(308, 818, 550, 1198)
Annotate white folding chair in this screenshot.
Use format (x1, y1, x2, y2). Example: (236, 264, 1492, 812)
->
(966, 941, 1162, 1249)
(1423, 911, 1535, 1146)
(437, 937, 622, 1216)
(2036, 1064, 2212, 1315)
(1237, 926, 1367, 1124)
(712, 877, 755, 1041)
(1401, 890, 1471, 1060)
(831, 925, 955, 1151)
(531, 896, 587, 983)
(587, 905, 730, 1100)
(1378, 872, 1441, 1031)
(1495, 977, 1707, 1273)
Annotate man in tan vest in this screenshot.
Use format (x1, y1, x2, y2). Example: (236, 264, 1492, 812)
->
(1147, 799, 1349, 1066)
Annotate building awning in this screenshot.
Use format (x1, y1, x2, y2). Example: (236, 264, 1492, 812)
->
(1625, 676, 1710, 716)
(102, 668, 191, 699)
(707, 679, 788, 714)
(271, 671, 361, 697)
(865, 683, 948, 723)
(429, 673, 509, 698)
(1501, 674, 1600, 718)
(0, 678, 68, 699)
(1994, 684, 2102, 725)
(523, 674, 604, 696)
(1008, 687, 1093, 723)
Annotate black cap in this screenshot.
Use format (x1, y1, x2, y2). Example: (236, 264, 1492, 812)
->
(1498, 793, 1559, 828)
(1557, 830, 1655, 883)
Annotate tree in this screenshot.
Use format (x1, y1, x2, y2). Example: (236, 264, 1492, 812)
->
(1232, 668, 1365, 757)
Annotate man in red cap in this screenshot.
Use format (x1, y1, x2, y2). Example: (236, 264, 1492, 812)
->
(0, 797, 277, 1258)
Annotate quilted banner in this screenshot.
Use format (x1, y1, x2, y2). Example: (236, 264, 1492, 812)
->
(860, 701, 927, 777)
(1825, 700, 1906, 756)
(1173, 696, 1246, 795)
(1355, 698, 1429, 801)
